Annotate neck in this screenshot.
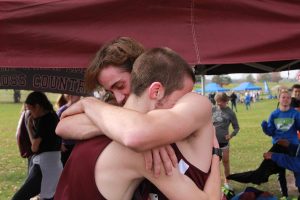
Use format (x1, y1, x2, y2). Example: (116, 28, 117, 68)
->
(279, 105, 290, 111)
(123, 94, 150, 113)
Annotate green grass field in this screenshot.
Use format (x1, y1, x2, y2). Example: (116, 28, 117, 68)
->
(0, 89, 299, 199)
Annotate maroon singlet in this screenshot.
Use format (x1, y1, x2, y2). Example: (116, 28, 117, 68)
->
(54, 135, 112, 200)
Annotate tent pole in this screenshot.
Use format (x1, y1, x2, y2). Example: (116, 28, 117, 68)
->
(201, 74, 205, 95)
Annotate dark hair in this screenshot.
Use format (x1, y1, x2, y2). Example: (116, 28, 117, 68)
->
(25, 91, 54, 112)
(131, 47, 195, 96)
(55, 94, 68, 109)
(291, 84, 300, 90)
(84, 37, 145, 92)
(214, 92, 229, 102)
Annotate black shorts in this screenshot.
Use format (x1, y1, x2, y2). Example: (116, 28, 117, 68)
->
(219, 142, 229, 149)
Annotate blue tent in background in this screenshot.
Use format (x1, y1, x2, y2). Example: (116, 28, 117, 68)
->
(264, 81, 271, 94)
(263, 81, 275, 99)
(232, 82, 262, 91)
(196, 82, 230, 93)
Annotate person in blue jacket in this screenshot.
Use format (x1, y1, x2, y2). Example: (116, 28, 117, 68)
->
(264, 139, 300, 199)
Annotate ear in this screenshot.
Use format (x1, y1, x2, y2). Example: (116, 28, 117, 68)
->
(148, 82, 165, 100)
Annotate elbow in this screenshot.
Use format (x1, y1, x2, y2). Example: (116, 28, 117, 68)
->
(56, 120, 71, 139)
(122, 131, 150, 152)
(55, 122, 64, 138)
(31, 145, 38, 153)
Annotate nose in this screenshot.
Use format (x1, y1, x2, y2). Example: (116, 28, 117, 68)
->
(114, 92, 126, 105)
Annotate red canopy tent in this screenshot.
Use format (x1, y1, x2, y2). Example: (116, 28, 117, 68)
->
(1, 0, 300, 94)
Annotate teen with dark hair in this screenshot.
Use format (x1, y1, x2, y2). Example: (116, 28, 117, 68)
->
(13, 92, 62, 200)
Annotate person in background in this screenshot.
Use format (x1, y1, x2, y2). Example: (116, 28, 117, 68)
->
(209, 92, 216, 105)
(15, 105, 44, 200)
(16, 105, 34, 171)
(244, 92, 251, 110)
(230, 92, 238, 112)
(56, 94, 81, 166)
(55, 94, 68, 111)
(14, 89, 21, 103)
(228, 89, 300, 199)
(264, 139, 300, 199)
(291, 84, 300, 111)
(212, 92, 240, 190)
(12, 91, 62, 200)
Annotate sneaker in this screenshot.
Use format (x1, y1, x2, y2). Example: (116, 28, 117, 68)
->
(30, 195, 40, 200)
(280, 196, 288, 200)
(223, 183, 234, 191)
(222, 184, 235, 200)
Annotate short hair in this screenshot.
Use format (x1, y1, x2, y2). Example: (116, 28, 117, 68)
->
(84, 37, 145, 92)
(130, 47, 195, 96)
(278, 88, 291, 98)
(291, 84, 300, 91)
(214, 92, 230, 102)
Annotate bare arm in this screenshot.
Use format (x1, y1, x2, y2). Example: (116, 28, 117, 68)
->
(82, 93, 212, 151)
(26, 116, 41, 153)
(142, 131, 220, 200)
(56, 113, 101, 140)
(137, 152, 219, 200)
(204, 130, 221, 199)
(56, 112, 178, 177)
(203, 156, 221, 199)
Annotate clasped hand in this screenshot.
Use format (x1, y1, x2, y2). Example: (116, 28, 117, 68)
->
(143, 145, 178, 178)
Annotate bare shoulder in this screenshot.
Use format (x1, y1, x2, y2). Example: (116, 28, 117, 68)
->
(178, 92, 211, 104)
(176, 93, 212, 111)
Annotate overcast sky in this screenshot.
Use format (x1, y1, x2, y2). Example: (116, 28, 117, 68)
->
(206, 69, 299, 80)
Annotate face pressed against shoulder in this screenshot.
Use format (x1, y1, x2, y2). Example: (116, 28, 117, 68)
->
(97, 65, 131, 106)
(155, 76, 194, 109)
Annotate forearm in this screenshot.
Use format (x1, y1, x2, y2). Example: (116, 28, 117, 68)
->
(27, 126, 35, 144)
(83, 98, 182, 151)
(230, 116, 239, 137)
(231, 122, 239, 137)
(204, 156, 221, 200)
(83, 95, 207, 151)
(83, 98, 143, 147)
(56, 113, 102, 140)
(149, 157, 220, 200)
(27, 128, 40, 153)
(231, 127, 239, 137)
(146, 168, 210, 200)
(262, 124, 275, 136)
(265, 117, 276, 136)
